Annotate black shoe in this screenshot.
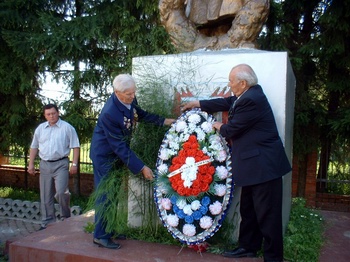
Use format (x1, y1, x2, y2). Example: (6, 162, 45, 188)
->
(93, 238, 121, 249)
(222, 247, 256, 258)
(114, 234, 127, 240)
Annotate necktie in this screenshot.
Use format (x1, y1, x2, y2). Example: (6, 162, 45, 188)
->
(228, 99, 237, 120)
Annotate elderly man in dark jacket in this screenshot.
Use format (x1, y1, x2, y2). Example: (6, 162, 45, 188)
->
(182, 64, 291, 262)
(90, 74, 174, 249)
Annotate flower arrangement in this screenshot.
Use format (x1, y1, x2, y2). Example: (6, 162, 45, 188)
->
(154, 108, 234, 246)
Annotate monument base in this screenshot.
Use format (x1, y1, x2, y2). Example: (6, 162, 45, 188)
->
(8, 211, 249, 262)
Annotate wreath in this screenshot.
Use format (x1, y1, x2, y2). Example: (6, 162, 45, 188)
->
(154, 109, 234, 246)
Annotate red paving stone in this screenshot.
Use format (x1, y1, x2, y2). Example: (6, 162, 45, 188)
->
(319, 210, 350, 262)
(6, 210, 350, 262)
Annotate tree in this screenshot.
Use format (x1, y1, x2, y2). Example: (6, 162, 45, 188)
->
(259, 0, 350, 196)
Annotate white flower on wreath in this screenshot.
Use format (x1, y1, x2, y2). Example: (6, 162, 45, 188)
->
(199, 216, 213, 229)
(161, 198, 172, 210)
(157, 163, 168, 174)
(214, 150, 227, 162)
(187, 122, 197, 132)
(179, 133, 190, 143)
(183, 204, 193, 215)
(175, 120, 187, 132)
(158, 148, 170, 161)
(183, 224, 196, 237)
(209, 201, 223, 215)
(195, 127, 206, 141)
(188, 113, 201, 124)
(167, 214, 179, 227)
(216, 165, 229, 180)
(214, 184, 227, 197)
(181, 157, 198, 188)
(208, 135, 222, 147)
(176, 198, 187, 209)
(191, 200, 201, 211)
(200, 121, 213, 133)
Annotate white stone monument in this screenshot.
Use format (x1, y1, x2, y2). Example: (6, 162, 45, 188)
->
(129, 49, 295, 241)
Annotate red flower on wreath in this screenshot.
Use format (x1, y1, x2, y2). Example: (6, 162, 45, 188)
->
(168, 135, 215, 197)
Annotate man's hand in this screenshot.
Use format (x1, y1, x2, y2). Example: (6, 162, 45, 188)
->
(69, 165, 78, 176)
(181, 100, 200, 112)
(141, 166, 154, 181)
(213, 121, 223, 131)
(164, 118, 176, 126)
(27, 164, 36, 176)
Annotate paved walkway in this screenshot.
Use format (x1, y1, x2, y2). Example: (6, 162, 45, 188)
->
(1, 210, 350, 261)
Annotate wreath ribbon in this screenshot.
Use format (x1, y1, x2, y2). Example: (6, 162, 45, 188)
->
(167, 158, 214, 178)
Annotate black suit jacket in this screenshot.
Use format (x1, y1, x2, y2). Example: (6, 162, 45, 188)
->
(200, 85, 291, 186)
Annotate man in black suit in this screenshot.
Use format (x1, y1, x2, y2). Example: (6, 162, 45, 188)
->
(182, 64, 291, 262)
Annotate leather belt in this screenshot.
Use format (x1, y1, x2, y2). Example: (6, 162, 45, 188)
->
(46, 156, 68, 162)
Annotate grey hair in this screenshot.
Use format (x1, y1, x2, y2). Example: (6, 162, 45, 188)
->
(233, 64, 258, 86)
(112, 74, 136, 92)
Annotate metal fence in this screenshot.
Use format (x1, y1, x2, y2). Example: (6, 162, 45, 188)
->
(3, 143, 93, 174)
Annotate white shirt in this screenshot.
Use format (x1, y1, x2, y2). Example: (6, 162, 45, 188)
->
(30, 118, 80, 161)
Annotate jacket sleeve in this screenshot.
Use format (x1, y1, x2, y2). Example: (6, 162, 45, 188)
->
(200, 97, 234, 114)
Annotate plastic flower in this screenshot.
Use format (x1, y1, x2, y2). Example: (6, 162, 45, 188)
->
(216, 165, 229, 180)
(209, 201, 223, 215)
(167, 214, 179, 227)
(175, 120, 187, 132)
(200, 121, 213, 133)
(215, 150, 227, 162)
(199, 216, 213, 229)
(188, 113, 201, 124)
(181, 157, 198, 188)
(176, 198, 186, 209)
(191, 200, 201, 210)
(157, 163, 168, 174)
(161, 198, 172, 210)
(183, 204, 193, 215)
(214, 184, 227, 197)
(183, 224, 196, 236)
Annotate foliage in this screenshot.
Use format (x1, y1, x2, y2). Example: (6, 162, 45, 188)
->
(0, 0, 44, 154)
(258, 0, 350, 195)
(0, 0, 175, 154)
(284, 198, 324, 262)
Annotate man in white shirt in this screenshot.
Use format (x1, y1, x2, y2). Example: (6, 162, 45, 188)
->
(28, 104, 80, 229)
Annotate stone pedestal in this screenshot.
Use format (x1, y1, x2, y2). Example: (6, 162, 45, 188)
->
(130, 49, 295, 240)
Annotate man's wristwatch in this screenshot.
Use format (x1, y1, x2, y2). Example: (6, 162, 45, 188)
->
(72, 163, 77, 167)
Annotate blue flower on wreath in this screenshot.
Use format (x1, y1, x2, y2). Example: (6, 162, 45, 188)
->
(170, 195, 177, 204)
(201, 196, 211, 206)
(193, 210, 203, 220)
(199, 205, 208, 215)
(185, 215, 194, 224)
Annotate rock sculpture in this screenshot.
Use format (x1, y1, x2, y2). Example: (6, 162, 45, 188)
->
(159, 0, 270, 52)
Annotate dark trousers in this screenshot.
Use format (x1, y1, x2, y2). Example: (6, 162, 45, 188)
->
(239, 177, 283, 261)
(93, 158, 122, 239)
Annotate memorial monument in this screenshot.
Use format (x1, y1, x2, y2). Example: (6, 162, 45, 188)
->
(129, 0, 295, 244)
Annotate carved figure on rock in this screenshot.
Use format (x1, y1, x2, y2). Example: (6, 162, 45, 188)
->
(159, 0, 270, 52)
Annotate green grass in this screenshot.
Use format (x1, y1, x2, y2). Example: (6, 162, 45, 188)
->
(283, 198, 324, 262)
